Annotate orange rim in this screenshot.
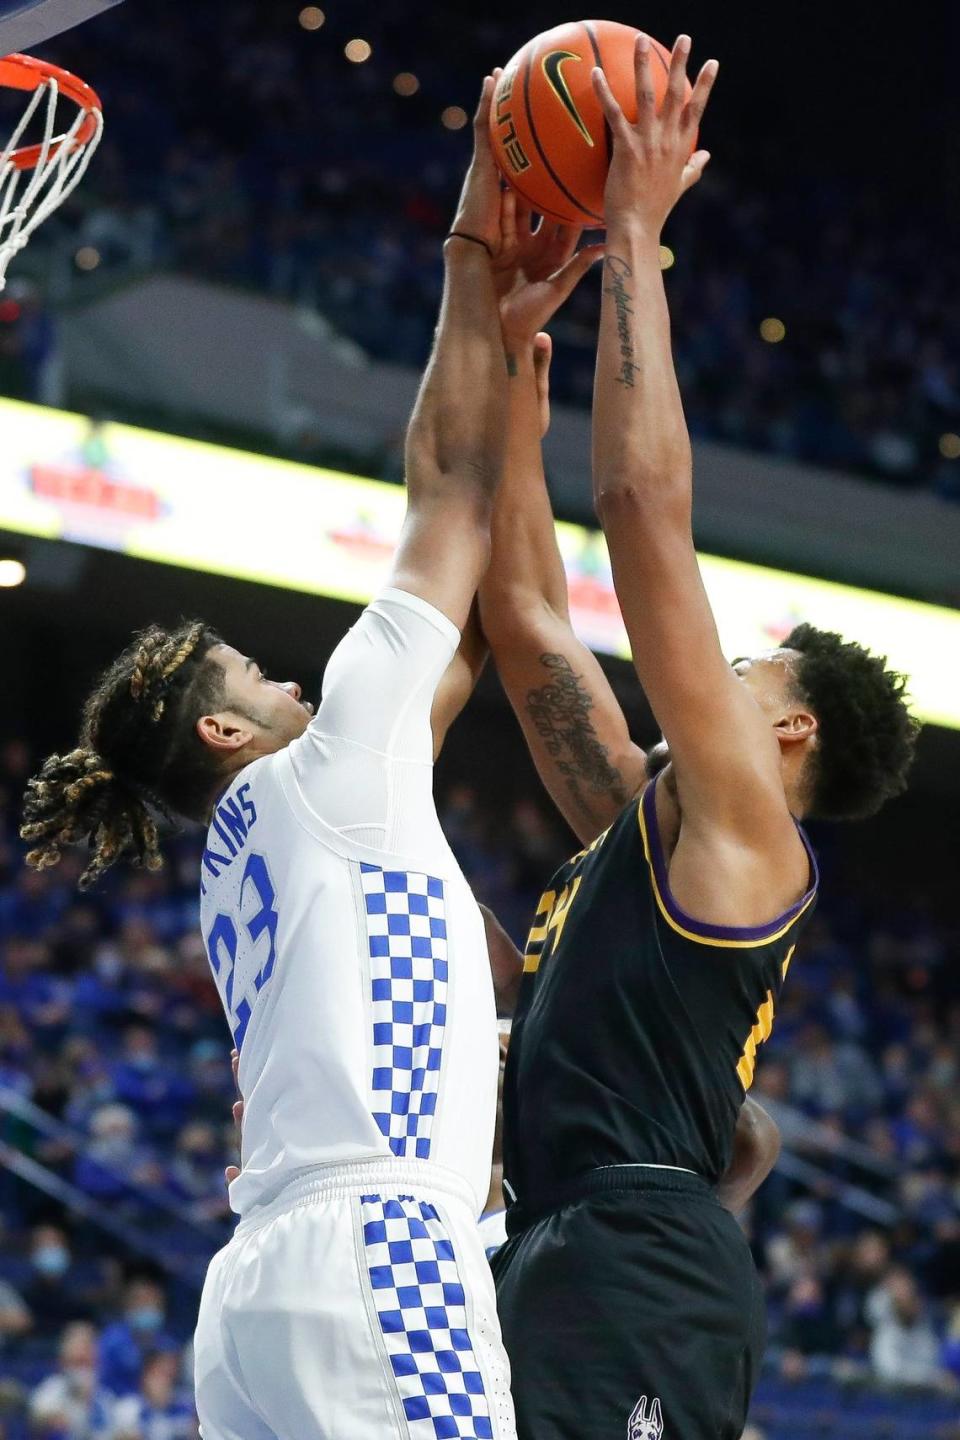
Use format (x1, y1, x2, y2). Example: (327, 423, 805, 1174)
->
(0, 53, 102, 171)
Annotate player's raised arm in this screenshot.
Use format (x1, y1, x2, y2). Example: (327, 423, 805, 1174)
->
(389, 75, 509, 631)
(477, 192, 647, 843)
(302, 77, 507, 785)
(590, 38, 809, 901)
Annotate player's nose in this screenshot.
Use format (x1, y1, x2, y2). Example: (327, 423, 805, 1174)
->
(281, 680, 302, 700)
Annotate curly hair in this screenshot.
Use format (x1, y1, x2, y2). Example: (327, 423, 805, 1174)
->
(21, 622, 226, 889)
(785, 623, 920, 821)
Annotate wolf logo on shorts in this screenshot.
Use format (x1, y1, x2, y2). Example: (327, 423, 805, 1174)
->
(628, 1395, 663, 1440)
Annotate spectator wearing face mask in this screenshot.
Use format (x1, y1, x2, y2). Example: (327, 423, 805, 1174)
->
(73, 1103, 164, 1204)
(110, 1349, 197, 1440)
(98, 1279, 177, 1398)
(29, 1322, 114, 1440)
(21, 1225, 95, 1331)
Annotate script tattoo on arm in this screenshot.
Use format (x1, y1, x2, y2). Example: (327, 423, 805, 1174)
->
(526, 653, 630, 823)
(603, 255, 638, 388)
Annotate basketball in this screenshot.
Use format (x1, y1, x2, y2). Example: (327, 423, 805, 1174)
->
(490, 20, 693, 227)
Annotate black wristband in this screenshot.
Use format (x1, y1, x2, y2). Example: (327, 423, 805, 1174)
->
(446, 230, 493, 258)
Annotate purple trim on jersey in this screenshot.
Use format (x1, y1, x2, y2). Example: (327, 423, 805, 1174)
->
(641, 772, 819, 942)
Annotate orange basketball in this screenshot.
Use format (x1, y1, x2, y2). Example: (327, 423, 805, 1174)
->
(490, 20, 692, 226)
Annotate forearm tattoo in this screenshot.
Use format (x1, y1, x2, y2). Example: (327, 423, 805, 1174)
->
(505, 352, 519, 378)
(526, 653, 630, 821)
(603, 255, 638, 388)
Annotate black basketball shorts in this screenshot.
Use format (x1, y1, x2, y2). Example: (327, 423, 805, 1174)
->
(491, 1167, 765, 1440)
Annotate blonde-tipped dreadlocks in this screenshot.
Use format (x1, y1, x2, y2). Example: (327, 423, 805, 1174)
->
(21, 621, 225, 889)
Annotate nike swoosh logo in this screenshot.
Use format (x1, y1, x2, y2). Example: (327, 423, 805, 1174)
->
(541, 49, 594, 148)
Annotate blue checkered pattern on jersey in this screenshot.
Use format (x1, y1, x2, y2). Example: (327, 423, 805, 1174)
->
(361, 864, 448, 1160)
(361, 1195, 492, 1440)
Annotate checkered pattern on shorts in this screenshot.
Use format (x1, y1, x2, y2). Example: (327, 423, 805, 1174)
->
(361, 1195, 492, 1439)
(361, 864, 448, 1160)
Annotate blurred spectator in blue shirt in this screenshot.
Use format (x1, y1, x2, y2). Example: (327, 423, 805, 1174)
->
(109, 1027, 195, 1141)
(73, 1103, 164, 1204)
(98, 1278, 178, 1399)
(111, 1348, 197, 1439)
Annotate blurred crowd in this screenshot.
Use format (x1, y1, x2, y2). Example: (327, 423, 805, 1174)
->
(0, 728, 958, 1437)
(0, 2, 955, 498)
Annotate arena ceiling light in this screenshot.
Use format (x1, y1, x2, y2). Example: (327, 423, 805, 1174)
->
(0, 554, 25, 586)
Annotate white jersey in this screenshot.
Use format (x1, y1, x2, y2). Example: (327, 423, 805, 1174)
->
(198, 589, 498, 1219)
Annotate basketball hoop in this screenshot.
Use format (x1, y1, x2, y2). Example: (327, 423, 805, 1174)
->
(0, 53, 103, 290)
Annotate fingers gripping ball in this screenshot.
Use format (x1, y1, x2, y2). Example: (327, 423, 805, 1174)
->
(490, 20, 693, 225)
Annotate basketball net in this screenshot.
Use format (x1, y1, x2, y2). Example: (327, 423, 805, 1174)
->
(0, 55, 103, 290)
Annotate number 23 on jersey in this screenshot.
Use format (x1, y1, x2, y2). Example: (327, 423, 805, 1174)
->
(205, 850, 280, 1049)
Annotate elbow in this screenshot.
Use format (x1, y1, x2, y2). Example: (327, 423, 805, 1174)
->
(743, 1096, 782, 1171)
(718, 1097, 782, 1214)
(593, 437, 692, 518)
(594, 475, 690, 529)
(594, 477, 645, 515)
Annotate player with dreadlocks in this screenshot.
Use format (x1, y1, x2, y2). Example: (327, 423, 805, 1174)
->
(23, 622, 229, 887)
(22, 78, 544, 1440)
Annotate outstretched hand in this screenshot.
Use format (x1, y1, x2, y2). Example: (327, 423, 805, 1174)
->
(494, 187, 604, 345)
(448, 72, 506, 257)
(592, 34, 718, 235)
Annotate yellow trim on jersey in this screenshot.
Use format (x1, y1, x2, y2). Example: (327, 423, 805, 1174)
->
(637, 797, 816, 949)
(737, 987, 776, 1090)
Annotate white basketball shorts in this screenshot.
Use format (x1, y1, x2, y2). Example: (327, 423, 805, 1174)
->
(194, 1159, 516, 1440)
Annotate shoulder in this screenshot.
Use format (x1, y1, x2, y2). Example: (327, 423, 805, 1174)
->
(648, 771, 816, 935)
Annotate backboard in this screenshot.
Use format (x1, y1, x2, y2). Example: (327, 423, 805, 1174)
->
(0, 0, 125, 53)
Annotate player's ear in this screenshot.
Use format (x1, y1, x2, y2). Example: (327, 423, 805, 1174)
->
(772, 705, 818, 748)
(197, 712, 255, 753)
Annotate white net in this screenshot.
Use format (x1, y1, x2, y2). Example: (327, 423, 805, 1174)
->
(0, 71, 103, 290)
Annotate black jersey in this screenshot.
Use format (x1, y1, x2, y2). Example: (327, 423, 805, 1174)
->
(502, 773, 818, 1202)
